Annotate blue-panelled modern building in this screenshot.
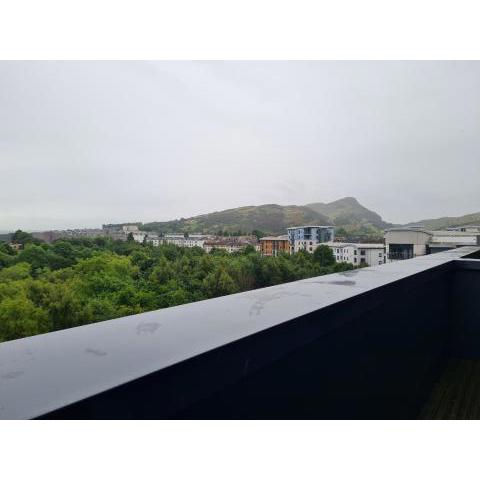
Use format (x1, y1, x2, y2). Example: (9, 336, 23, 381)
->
(287, 225, 335, 253)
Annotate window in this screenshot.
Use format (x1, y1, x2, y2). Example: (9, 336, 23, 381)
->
(354, 250, 357, 255)
(379, 252, 383, 257)
(360, 250, 366, 255)
(354, 258, 357, 263)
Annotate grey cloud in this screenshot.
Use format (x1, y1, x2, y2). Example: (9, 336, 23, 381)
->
(1, 61, 479, 231)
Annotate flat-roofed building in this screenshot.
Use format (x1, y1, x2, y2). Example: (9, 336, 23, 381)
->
(324, 242, 386, 266)
(259, 235, 290, 256)
(184, 235, 210, 248)
(287, 226, 335, 253)
(162, 234, 187, 247)
(146, 235, 161, 247)
(385, 227, 480, 261)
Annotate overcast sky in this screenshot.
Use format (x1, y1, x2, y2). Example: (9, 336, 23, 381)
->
(1, 61, 479, 231)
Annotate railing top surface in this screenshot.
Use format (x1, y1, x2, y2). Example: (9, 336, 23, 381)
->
(0, 246, 479, 419)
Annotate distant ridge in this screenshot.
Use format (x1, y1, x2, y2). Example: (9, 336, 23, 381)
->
(140, 197, 391, 236)
(7, 199, 480, 237)
(406, 211, 480, 230)
(306, 197, 389, 229)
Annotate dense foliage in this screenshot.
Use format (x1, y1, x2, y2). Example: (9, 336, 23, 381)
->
(0, 237, 355, 343)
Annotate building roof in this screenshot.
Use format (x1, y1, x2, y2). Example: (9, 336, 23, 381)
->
(259, 235, 289, 241)
(384, 227, 433, 235)
(204, 240, 251, 246)
(324, 242, 384, 249)
(287, 225, 335, 230)
(385, 227, 480, 238)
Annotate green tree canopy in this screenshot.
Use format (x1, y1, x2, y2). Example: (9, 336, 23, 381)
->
(11, 229, 41, 246)
(313, 244, 335, 267)
(0, 236, 360, 343)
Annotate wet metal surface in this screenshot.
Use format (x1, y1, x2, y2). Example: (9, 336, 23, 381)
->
(0, 246, 478, 419)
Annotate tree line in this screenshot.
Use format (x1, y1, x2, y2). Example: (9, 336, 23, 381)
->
(0, 231, 358, 342)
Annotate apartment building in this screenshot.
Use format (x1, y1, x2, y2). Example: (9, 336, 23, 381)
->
(324, 242, 386, 266)
(203, 238, 258, 254)
(161, 234, 187, 247)
(259, 235, 290, 256)
(287, 226, 335, 253)
(145, 235, 161, 247)
(184, 235, 210, 248)
(384, 227, 480, 261)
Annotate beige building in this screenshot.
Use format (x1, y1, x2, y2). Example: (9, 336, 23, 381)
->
(384, 227, 480, 261)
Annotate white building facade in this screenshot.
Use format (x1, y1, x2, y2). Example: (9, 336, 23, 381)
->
(324, 242, 386, 266)
(132, 232, 148, 243)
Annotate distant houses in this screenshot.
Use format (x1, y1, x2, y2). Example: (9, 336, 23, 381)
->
(162, 234, 210, 249)
(203, 236, 259, 253)
(25, 222, 401, 267)
(19, 217, 480, 269)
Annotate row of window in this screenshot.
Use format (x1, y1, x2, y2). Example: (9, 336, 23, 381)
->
(336, 256, 367, 264)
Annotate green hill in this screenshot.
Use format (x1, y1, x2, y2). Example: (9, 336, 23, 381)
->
(306, 197, 389, 229)
(143, 204, 330, 235)
(141, 197, 390, 236)
(406, 212, 480, 230)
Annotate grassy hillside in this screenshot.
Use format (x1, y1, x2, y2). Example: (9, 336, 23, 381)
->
(306, 197, 390, 229)
(143, 204, 330, 235)
(141, 197, 390, 237)
(406, 212, 480, 230)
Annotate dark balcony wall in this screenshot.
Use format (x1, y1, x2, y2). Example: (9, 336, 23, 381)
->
(449, 261, 480, 358)
(41, 265, 453, 420)
(175, 266, 453, 419)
